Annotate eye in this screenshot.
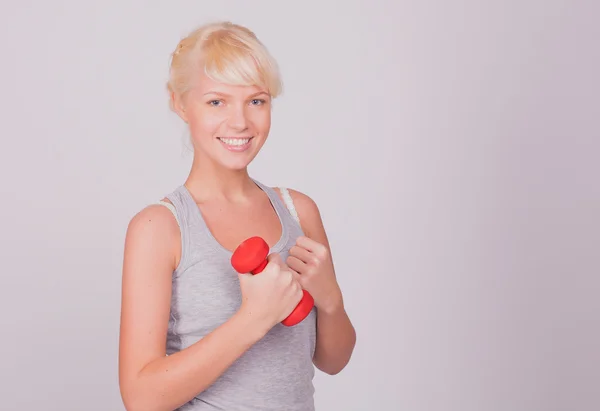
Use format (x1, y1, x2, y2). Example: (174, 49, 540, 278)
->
(250, 99, 266, 106)
(208, 99, 223, 107)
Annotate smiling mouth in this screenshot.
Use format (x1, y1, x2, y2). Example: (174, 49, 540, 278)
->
(217, 137, 253, 146)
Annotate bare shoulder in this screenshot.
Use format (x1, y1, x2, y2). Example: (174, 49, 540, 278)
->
(124, 198, 181, 271)
(126, 199, 178, 241)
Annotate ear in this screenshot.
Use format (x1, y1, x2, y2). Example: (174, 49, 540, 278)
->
(170, 91, 189, 123)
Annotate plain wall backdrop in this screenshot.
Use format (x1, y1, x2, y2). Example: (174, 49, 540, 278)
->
(0, 1, 598, 410)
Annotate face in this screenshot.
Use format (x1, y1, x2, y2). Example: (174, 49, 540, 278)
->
(173, 71, 272, 171)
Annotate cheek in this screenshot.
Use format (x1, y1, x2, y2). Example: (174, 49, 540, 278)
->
(188, 110, 223, 136)
(252, 109, 272, 133)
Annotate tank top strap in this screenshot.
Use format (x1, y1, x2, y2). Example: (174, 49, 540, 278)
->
(277, 187, 300, 225)
(248, 179, 289, 217)
(156, 200, 180, 227)
(160, 186, 202, 275)
(251, 179, 299, 225)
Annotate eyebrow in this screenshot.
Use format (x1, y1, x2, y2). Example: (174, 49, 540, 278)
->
(203, 90, 269, 98)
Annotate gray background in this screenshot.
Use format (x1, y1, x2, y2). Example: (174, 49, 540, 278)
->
(1, 1, 598, 410)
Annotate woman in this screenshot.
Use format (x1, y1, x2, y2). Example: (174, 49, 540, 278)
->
(119, 21, 356, 411)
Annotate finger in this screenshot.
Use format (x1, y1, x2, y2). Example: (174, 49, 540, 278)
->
(267, 252, 283, 266)
(237, 273, 253, 283)
(286, 270, 304, 292)
(286, 255, 307, 275)
(295, 236, 320, 252)
(297, 236, 329, 259)
(284, 270, 304, 290)
(285, 267, 302, 282)
(289, 245, 314, 265)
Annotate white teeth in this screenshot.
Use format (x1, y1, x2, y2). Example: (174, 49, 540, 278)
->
(219, 137, 251, 146)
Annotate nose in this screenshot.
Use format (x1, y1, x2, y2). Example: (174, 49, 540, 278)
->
(228, 104, 249, 131)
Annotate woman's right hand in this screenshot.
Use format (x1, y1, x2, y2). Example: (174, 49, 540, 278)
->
(238, 253, 303, 334)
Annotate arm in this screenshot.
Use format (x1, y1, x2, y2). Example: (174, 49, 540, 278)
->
(284, 189, 357, 375)
(118, 205, 267, 411)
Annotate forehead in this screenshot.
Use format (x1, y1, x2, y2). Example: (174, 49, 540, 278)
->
(193, 70, 268, 97)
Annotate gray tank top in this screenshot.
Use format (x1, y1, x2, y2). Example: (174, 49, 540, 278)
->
(160, 179, 317, 410)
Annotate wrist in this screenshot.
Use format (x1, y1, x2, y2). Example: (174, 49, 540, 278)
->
(317, 294, 345, 316)
(234, 305, 272, 342)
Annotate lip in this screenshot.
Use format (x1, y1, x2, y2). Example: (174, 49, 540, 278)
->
(217, 136, 254, 152)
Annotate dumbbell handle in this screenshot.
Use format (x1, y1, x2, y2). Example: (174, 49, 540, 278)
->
(248, 256, 314, 327)
(231, 236, 314, 327)
(250, 259, 268, 275)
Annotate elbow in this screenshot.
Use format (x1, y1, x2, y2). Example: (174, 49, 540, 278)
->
(122, 394, 156, 411)
(313, 356, 351, 376)
(120, 392, 137, 411)
(315, 334, 356, 376)
(317, 361, 348, 376)
(322, 367, 342, 376)
(120, 380, 159, 411)
(120, 387, 142, 411)
(121, 398, 139, 411)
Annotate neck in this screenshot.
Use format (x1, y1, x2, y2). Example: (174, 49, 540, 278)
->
(184, 152, 257, 203)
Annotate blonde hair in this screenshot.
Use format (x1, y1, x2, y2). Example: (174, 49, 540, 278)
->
(167, 21, 282, 106)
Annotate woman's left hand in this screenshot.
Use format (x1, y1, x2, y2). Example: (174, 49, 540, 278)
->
(286, 236, 343, 314)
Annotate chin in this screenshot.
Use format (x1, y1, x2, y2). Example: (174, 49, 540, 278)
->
(216, 139, 263, 170)
(224, 161, 252, 171)
(193, 137, 265, 171)
(216, 153, 256, 171)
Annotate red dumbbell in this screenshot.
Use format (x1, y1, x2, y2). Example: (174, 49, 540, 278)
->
(231, 236, 314, 327)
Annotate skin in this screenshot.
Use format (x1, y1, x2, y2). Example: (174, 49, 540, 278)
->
(118, 68, 356, 411)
